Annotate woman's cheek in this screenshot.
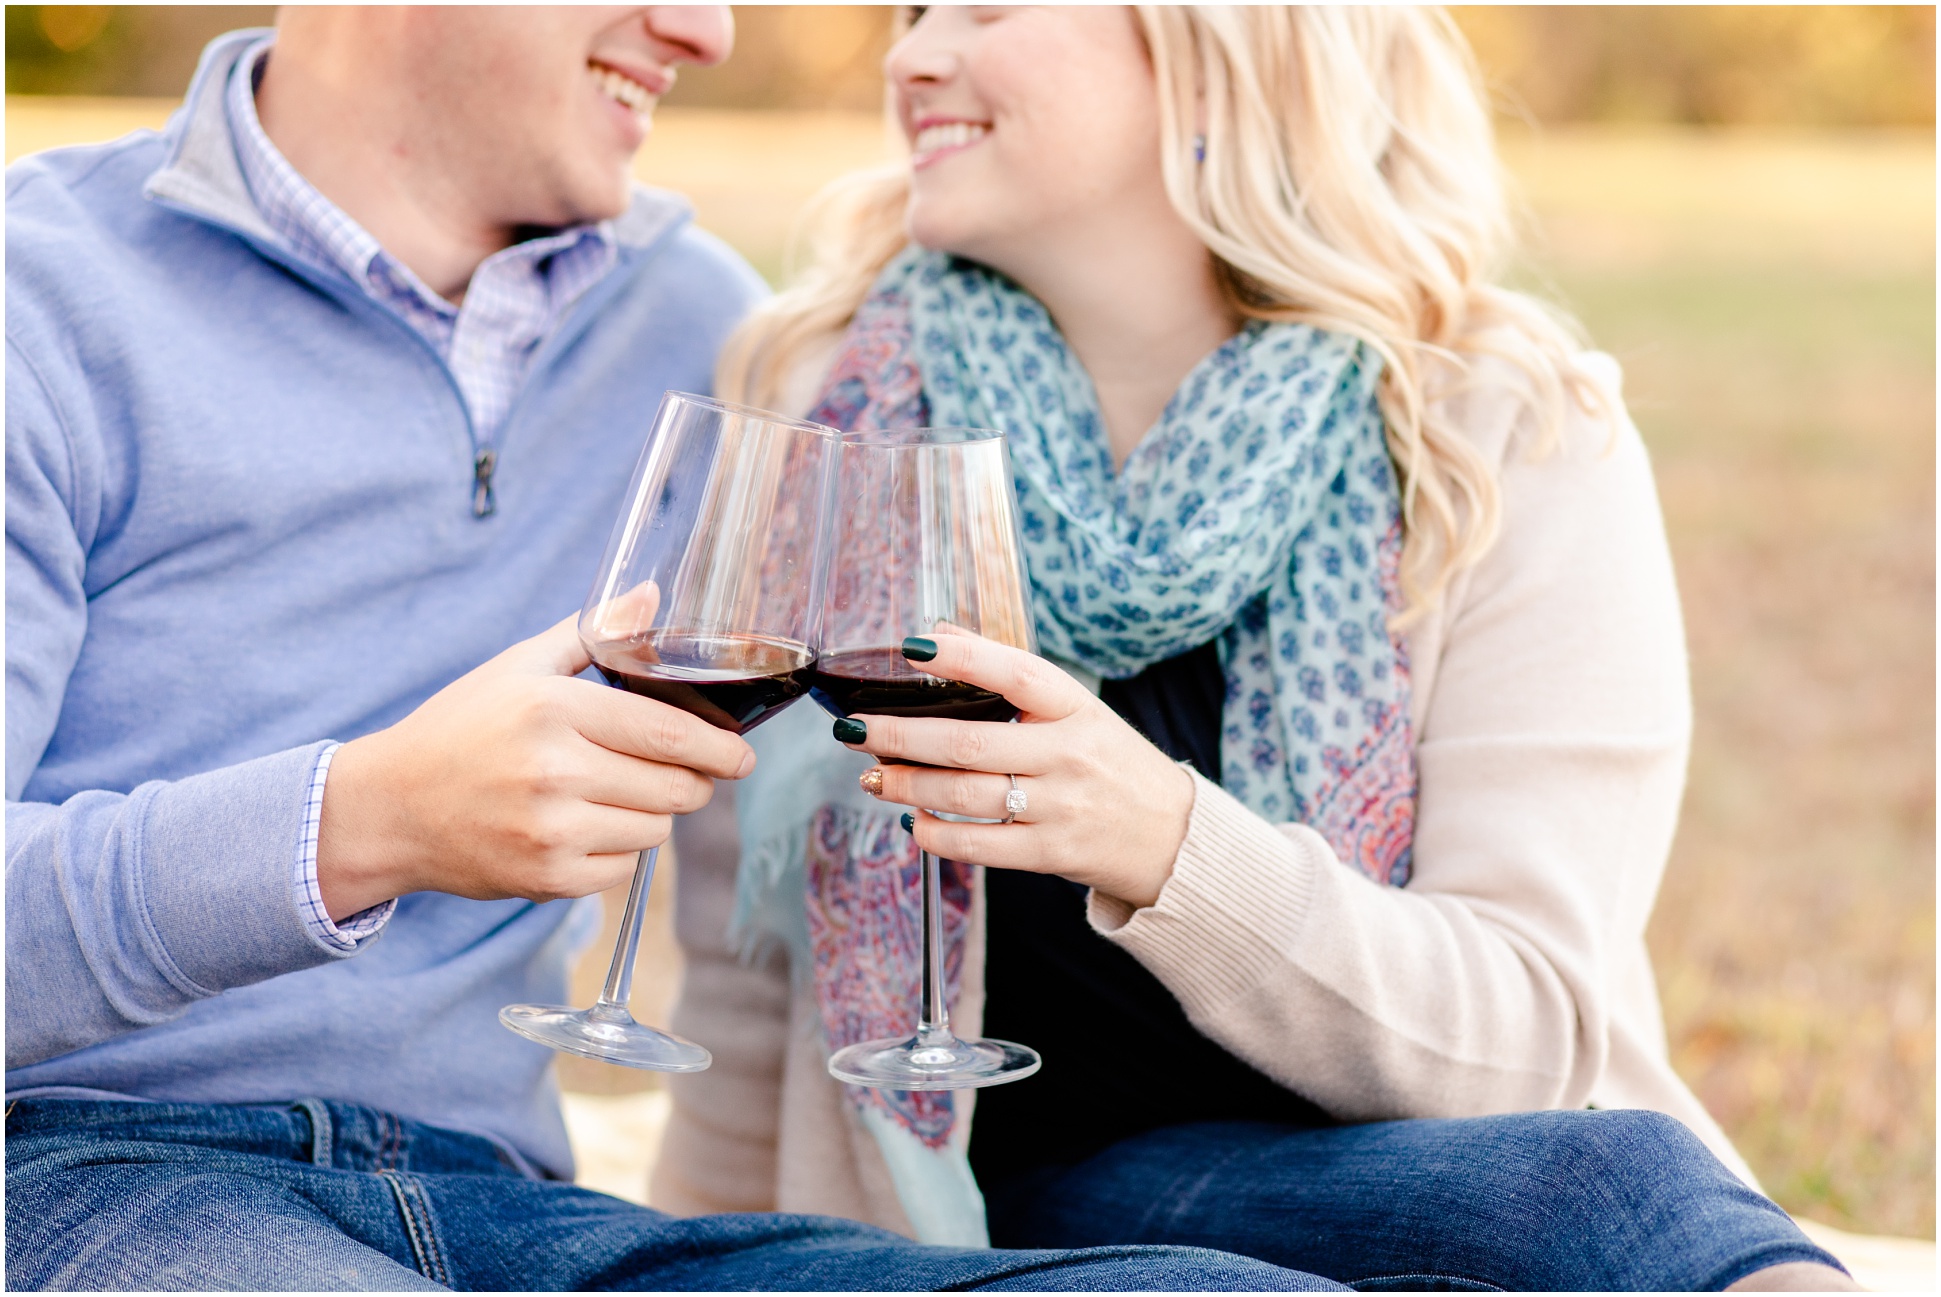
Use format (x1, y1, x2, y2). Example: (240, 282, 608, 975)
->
(909, 147, 1018, 251)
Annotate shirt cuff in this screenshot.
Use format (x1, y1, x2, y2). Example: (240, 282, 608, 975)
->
(293, 742, 396, 951)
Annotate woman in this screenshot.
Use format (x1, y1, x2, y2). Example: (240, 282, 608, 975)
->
(652, 7, 1851, 1290)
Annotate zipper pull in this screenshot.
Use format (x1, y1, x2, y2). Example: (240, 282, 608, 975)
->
(472, 448, 497, 518)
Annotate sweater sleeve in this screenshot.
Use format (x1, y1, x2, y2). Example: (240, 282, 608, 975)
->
(5, 337, 366, 1070)
(1089, 359, 1691, 1119)
(653, 782, 792, 1214)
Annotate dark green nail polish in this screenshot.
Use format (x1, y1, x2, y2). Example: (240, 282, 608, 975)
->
(901, 636, 938, 662)
(900, 812, 915, 833)
(833, 717, 867, 744)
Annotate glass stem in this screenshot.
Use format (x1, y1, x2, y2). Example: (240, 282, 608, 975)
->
(595, 846, 657, 1019)
(917, 848, 952, 1044)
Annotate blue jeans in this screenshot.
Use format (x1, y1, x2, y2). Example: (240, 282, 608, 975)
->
(4, 1099, 1341, 1292)
(984, 1113, 1843, 1291)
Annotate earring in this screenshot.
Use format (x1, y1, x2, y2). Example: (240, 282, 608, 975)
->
(1193, 133, 1207, 163)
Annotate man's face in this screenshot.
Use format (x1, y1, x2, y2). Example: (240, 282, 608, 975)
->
(395, 6, 732, 229)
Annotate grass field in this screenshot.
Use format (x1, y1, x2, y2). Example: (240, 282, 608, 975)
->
(7, 102, 1933, 1240)
(1499, 127, 1935, 1239)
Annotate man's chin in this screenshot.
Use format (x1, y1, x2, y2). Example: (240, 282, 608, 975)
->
(530, 172, 636, 232)
(583, 184, 636, 224)
(588, 159, 643, 221)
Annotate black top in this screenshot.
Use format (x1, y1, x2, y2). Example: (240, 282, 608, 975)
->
(968, 640, 1330, 1191)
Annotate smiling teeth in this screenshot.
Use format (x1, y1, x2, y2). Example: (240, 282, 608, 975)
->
(914, 122, 988, 155)
(589, 63, 652, 116)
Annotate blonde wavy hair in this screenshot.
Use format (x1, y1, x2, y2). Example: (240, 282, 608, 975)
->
(718, 5, 1599, 625)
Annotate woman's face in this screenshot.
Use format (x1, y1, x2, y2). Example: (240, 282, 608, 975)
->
(886, 6, 1169, 271)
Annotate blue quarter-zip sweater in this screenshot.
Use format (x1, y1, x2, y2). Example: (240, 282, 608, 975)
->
(5, 34, 766, 1176)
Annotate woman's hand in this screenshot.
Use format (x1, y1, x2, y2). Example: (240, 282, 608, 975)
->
(840, 631, 1196, 909)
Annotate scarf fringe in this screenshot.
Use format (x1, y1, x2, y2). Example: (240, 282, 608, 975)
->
(728, 821, 811, 979)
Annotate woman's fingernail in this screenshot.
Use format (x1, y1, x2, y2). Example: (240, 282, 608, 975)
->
(833, 717, 867, 744)
(901, 636, 938, 662)
(900, 812, 915, 834)
(859, 767, 885, 797)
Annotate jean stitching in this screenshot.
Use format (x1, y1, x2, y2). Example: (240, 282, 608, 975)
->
(1706, 1243, 1852, 1291)
(939, 1247, 1156, 1293)
(1348, 1272, 1505, 1292)
(379, 1169, 451, 1287)
(411, 1175, 453, 1288)
(376, 1111, 401, 1172)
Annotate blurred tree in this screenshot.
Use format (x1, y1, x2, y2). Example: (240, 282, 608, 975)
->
(1453, 5, 1936, 128)
(6, 5, 1934, 129)
(664, 5, 893, 111)
(2, 4, 891, 106)
(7, 5, 273, 96)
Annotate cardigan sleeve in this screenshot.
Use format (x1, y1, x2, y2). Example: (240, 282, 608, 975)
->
(1089, 357, 1692, 1120)
(651, 782, 793, 1214)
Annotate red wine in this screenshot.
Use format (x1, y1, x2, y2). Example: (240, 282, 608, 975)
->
(590, 630, 814, 735)
(809, 647, 1020, 723)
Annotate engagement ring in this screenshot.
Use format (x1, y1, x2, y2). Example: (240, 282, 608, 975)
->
(1003, 774, 1028, 823)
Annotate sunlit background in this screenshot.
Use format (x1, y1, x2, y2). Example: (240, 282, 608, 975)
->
(6, 3, 1934, 1250)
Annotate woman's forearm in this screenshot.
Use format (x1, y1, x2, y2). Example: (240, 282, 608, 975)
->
(1088, 734, 1684, 1121)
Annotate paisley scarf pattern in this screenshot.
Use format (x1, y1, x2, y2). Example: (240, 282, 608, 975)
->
(803, 805, 969, 1146)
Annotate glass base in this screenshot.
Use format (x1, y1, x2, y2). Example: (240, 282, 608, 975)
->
(827, 1032, 1040, 1091)
(499, 1002, 711, 1072)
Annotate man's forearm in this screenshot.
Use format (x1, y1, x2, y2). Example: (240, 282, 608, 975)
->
(5, 743, 357, 1070)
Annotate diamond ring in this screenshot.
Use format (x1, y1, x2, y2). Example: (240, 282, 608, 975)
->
(1002, 774, 1027, 824)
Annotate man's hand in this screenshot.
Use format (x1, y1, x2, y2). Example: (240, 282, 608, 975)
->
(315, 613, 755, 918)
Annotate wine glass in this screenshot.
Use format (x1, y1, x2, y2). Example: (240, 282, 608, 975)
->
(500, 391, 838, 1070)
(808, 426, 1042, 1090)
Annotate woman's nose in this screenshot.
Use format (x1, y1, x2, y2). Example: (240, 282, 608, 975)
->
(884, 9, 958, 90)
(644, 4, 734, 68)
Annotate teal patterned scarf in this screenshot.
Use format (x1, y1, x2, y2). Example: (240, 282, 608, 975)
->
(732, 247, 1416, 1245)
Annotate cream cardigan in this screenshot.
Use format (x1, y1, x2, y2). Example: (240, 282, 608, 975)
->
(648, 354, 1757, 1234)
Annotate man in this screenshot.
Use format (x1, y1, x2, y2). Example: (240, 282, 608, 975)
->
(4, 9, 1332, 1290)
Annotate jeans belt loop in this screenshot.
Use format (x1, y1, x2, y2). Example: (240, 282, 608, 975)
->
(294, 1098, 334, 1167)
